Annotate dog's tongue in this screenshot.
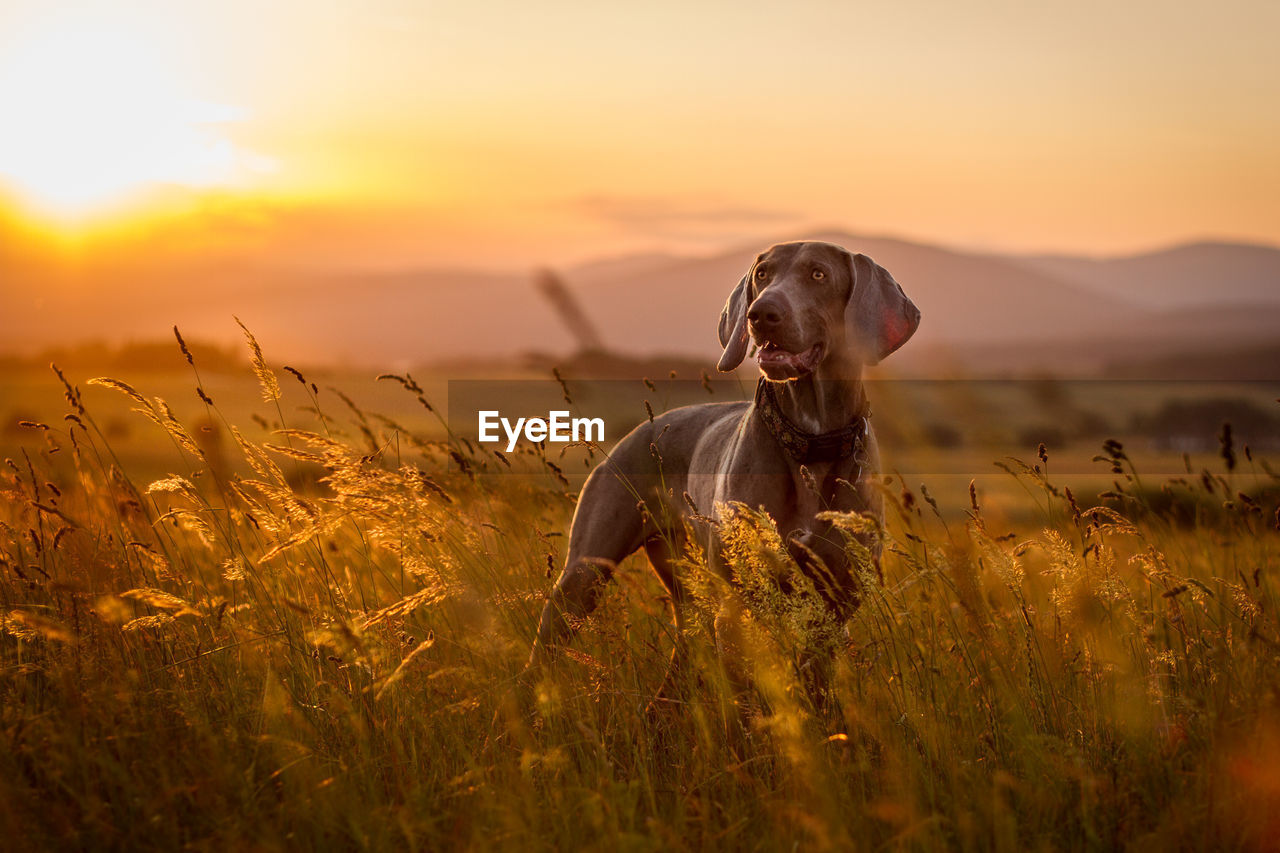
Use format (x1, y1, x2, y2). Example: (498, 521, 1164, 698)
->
(758, 344, 821, 372)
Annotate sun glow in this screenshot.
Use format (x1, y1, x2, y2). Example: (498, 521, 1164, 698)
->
(0, 21, 272, 221)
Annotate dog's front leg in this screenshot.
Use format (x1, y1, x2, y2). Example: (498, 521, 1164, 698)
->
(525, 457, 655, 670)
(529, 556, 617, 668)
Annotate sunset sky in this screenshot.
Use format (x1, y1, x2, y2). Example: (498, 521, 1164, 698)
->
(1, 0, 1277, 270)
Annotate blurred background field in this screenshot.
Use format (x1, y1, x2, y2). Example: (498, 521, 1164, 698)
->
(5, 352, 1276, 519)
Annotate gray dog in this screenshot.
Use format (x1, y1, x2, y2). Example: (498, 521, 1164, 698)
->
(526, 241, 920, 704)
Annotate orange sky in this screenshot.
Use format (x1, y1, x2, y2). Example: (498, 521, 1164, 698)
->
(1, 0, 1277, 270)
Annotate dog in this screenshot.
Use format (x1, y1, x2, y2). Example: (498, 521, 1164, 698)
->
(525, 241, 920, 708)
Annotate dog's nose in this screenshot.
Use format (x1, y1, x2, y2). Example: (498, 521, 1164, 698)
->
(747, 297, 784, 332)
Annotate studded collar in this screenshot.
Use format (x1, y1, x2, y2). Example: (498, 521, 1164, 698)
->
(753, 378, 870, 465)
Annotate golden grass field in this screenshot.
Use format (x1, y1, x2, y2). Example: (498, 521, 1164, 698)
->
(2, 331, 1278, 850)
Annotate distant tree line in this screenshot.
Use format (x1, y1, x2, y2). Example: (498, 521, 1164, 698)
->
(0, 340, 244, 373)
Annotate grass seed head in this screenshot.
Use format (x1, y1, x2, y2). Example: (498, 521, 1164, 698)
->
(235, 317, 282, 403)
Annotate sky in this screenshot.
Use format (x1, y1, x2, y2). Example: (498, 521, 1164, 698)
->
(0, 0, 1277, 270)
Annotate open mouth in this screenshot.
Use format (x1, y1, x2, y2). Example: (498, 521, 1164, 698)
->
(757, 342, 824, 376)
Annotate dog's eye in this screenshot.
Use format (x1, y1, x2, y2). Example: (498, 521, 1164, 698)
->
(811, 268, 826, 281)
(755, 268, 768, 281)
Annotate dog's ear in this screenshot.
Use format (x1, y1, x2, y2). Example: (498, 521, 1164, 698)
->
(844, 252, 920, 364)
(717, 273, 752, 372)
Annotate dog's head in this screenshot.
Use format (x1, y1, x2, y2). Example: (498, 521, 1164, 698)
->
(717, 241, 920, 380)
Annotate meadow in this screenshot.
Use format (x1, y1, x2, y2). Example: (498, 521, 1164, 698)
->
(1, 332, 1278, 851)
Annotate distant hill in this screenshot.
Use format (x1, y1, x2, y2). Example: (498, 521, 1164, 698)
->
(1015, 240, 1280, 309)
(561, 231, 1280, 374)
(565, 230, 1146, 355)
(2, 227, 1278, 376)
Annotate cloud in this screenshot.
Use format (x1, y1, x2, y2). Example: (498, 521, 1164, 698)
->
(567, 194, 799, 240)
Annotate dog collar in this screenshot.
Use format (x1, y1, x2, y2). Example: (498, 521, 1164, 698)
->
(754, 379, 870, 465)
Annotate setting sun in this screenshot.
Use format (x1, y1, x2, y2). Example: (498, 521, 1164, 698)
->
(0, 19, 270, 221)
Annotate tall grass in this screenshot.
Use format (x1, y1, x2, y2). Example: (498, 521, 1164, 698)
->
(1, 334, 1278, 850)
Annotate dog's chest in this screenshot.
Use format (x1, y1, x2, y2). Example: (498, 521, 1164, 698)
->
(706, 416, 873, 529)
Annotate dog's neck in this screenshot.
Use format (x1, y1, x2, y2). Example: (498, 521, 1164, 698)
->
(767, 370, 866, 436)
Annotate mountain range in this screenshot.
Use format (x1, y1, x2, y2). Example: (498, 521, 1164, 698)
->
(2, 228, 1278, 376)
